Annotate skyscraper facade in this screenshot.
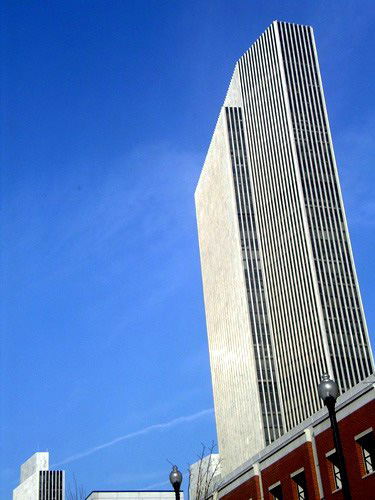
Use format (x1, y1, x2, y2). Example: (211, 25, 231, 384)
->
(195, 21, 374, 474)
(13, 452, 65, 500)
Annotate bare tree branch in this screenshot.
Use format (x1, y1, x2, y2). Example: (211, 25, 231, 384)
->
(188, 442, 222, 500)
(66, 474, 86, 500)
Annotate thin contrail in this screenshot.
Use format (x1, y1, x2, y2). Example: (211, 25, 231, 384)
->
(52, 408, 214, 466)
(144, 480, 170, 489)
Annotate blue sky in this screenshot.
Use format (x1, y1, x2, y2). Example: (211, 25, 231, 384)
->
(1, 1, 375, 498)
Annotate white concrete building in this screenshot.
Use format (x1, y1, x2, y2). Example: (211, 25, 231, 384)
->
(195, 21, 374, 475)
(86, 492, 183, 500)
(189, 454, 221, 500)
(13, 452, 64, 500)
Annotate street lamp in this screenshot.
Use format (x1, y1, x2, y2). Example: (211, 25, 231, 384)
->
(169, 465, 182, 500)
(318, 373, 351, 499)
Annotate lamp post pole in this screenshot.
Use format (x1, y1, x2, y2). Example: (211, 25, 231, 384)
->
(318, 373, 351, 500)
(169, 465, 182, 500)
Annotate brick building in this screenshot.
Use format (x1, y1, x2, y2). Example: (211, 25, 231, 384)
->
(205, 375, 375, 499)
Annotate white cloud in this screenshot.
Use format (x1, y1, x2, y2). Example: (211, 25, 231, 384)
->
(52, 408, 213, 466)
(143, 480, 170, 489)
(3, 142, 202, 290)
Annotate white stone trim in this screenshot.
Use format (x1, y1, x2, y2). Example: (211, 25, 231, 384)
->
(268, 480, 281, 491)
(355, 428, 373, 441)
(325, 448, 336, 459)
(290, 467, 305, 479)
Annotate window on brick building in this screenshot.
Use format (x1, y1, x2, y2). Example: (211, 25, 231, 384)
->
(291, 468, 308, 499)
(269, 481, 283, 499)
(355, 428, 375, 476)
(332, 462, 342, 490)
(326, 449, 342, 491)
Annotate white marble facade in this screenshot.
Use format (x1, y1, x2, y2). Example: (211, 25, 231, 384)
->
(195, 20, 374, 476)
(13, 452, 64, 500)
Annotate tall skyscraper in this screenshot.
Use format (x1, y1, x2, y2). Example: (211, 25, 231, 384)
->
(195, 21, 374, 475)
(13, 452, 64, 500)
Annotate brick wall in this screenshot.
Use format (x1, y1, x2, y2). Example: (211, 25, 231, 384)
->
(221, 475, 261, 500)
(315, 399, 375, 499)
(261, 442, 320, 499)
(214, 393, 375, 499)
